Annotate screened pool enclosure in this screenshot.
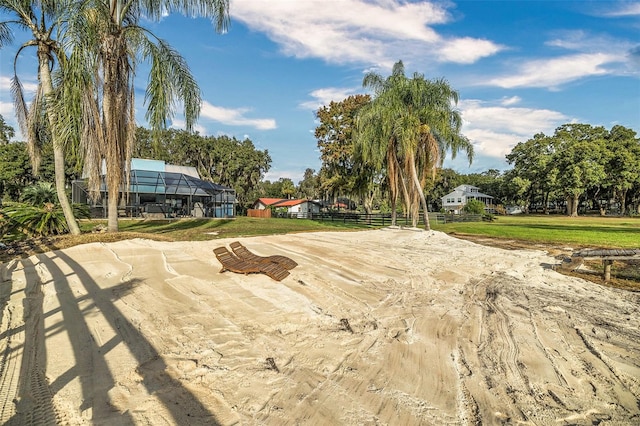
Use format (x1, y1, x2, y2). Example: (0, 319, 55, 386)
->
(72, 159, 236, 218)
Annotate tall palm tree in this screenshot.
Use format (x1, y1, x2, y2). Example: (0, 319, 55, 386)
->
(355, 60, 473, 230)
(1, 0, 81, 235)
(59, 0, 229, 232)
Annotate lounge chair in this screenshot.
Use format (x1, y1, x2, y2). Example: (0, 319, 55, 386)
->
(229, 241, 298, 270)
(213, 246, 290, 281)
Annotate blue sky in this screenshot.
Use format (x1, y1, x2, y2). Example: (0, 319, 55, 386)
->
(1, 0, 639, 183)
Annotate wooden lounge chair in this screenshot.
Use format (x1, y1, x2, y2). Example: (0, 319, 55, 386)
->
(229, 241, 298, 270)
(213, 246, 290, 281)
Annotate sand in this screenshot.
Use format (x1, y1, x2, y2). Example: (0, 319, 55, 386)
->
(0, 228, 638, 425)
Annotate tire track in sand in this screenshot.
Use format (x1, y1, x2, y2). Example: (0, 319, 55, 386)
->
(0, 258, 62, 425)
(0, 303, 20, 423)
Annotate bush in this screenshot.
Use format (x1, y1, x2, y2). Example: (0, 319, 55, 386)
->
(20, 182, 57, 205)
(1, 181, 90, 236)
(463, 199, 486, 214)
(482, 213, 496, 222)
(2, 202, 90, 236)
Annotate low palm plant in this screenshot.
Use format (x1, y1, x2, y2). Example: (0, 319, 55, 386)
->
(0, 209, 11, 242)
(2, 182, 89, 236)
(20, 182, 58, 205)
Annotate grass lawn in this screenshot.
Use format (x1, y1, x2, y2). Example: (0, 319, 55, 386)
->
(431, 215, 640, 249)
(92, 216, 367, 240)
(431, 214, 640, 291)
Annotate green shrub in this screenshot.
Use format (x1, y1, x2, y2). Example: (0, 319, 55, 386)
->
(20, 182, 57, 206)
(2, 202, 90, 236)
(463, 199, 486, 214)
(0, 209, 10, 240)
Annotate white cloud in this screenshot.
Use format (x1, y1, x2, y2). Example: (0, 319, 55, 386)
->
(263, 169, 304, 183)
(486, 53, 621, 89)
(230, 0, 502, 67)
(0, 75, 39, 140)
(170, 118, 208, 135)
(299, 86, 362, 110)
(545, 30, 637, 58)
(600, 2, 640, 17)
(0, 101, 15, 117)
(200, 101, 277, 130)
(500, 96, 521, 106)
(0, 75, 38, 95)
(0, 76, 9, 92)
(459, 99, 569, 159)
(485, 29, 638, 89)
(438, 37, 502, 64)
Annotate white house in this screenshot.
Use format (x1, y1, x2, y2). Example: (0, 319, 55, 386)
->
(252, 198, 321, 218)
(252, 198, 286, 210)
(441, 185, 494, 214)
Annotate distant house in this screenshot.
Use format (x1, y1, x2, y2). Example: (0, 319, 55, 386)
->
(253, 198, 287, 210)
(441, 184, 494, 214)
(252, 198, 321, 218)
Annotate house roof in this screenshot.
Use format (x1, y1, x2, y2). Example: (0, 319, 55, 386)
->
(127, 169, 233, 196)
(442, 184, 493, 200)
(255, 198, 318, 207)
(273, 199, 307, 207)
(255, 198, 288, 207)
(92, 158, 201, 179)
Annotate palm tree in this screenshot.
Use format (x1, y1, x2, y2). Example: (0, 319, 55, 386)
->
(1, 0, 81, 235)
(354, 60, 473, 230)
(59, 0, 229, 232)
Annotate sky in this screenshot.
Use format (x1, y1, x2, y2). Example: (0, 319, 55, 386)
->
(1, 0, 639, 183)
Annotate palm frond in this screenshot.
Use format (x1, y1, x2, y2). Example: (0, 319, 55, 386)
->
(0, 22, 13, 47)
(139, 35, 202, 131)
(10, 73, 29, 138)
(138, 0, 229, 32)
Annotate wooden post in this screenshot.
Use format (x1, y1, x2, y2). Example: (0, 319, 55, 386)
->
(603, 259, 613, 281)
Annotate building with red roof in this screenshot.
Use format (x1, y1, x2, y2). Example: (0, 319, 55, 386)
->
(252, 198, 321, 218)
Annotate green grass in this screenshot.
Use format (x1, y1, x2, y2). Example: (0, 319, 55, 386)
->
(78, 214, 640, 249)
(431, 215, 640, 248)
(80, 216, 367, 241)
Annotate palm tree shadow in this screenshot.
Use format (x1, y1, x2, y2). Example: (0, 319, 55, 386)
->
(4, 257, 58, 425)
(39, 251, 223, 425)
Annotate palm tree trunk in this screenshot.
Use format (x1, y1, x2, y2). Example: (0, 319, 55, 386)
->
(39, 47, 81, 235)
(390, 192, 397, 226)
(107, 188, 119, 231)
(398, 168, 411, 225)
(408, 153, 430, 230)
(387, 148, 398, 226)
(102, 32, 129, 232)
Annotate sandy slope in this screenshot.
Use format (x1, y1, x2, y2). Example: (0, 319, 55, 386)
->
(0, 228, 638, 425)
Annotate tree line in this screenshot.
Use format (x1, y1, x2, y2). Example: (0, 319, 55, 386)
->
(5, 112, 638, 222)
(0, 118, 319, 214)
(503, 124, 640, 216)
(314, 97, 639, 218)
